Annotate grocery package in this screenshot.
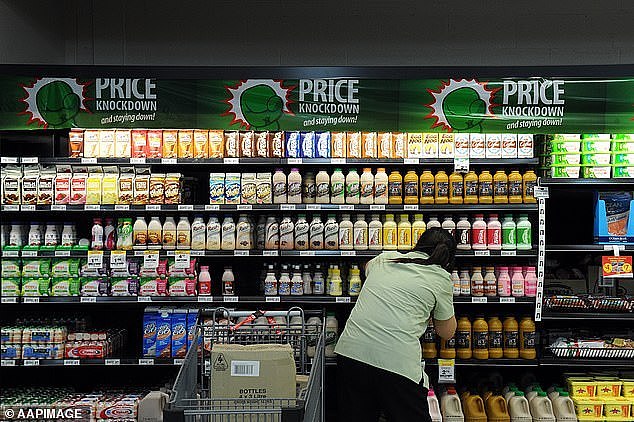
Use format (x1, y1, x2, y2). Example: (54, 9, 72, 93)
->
(550, 336, 634, 359)
(141, 308, 199, 358)
(594, 191, 634, 244)
(565, 373, 634, 420)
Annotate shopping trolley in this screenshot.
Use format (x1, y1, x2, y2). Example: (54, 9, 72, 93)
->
(164, 307, 325, 422)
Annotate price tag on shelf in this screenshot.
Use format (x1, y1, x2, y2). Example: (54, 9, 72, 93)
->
(223, 158, 239, 164)
(471, 297, 488, 303)
(143, 251, 159, 269)
(81, 157, 97, 164)
(370, 205, 385, 210)
(266, 296, 281, 303)
(87, 250, 104, 269)
(237, 204, 252, 210)
(173, 359, 185, 366)
(223, 296, 239, 303)
(80, 297, 97, 303)
(130, 157, 146, 164)
(21, 205, 35, 211)
(280, 204, 296, 210)
(3, 205, 19, 211)
(306, 204, 321, 210)
(0, 359, 16, 367)
(178, 204, 193, 211)
(234, 250, 250, 256)
(602, 255, 633, 278)
(1, 156, 18, 164)
(437, 359, 455, 383)
(1, 297, 17, 304)
(533, 186, 549, 199)
(175, 250, 191, 269)
(166, 251, 175, 256)
(110, 250, 127, 269)
(145, 204, 161, 211)
(500, 297, 516, 303)
(138, 359, 154, 366)
(263, 250, 279, 256)
(105, 359, 120, 366)
(23, 297, 40, 304)
(190, 250, 204, 256)
(84, 204, 101, 210)
(55, 250, 71, 257)
(22, 157, 39, 164)
(64, 359, 80, 366)
(340, 205, 354, 210)
(24, 359, 40, 366)
(453, 158, 470, 173)
(51, 204, 67, 211)
(603, 244, 625, 251)
(161, 158, 177, 164)
(134, 250, 145, 257)
(197, 296, 213, 302)
(404, 204, 418, 211)
(137, 296, 152, 302)
(340, 251, 356, 256)
(501, 250, 516, 256)
(331, 158, 346, 164)
(21, 250, 38, 257)
(404, 158, 418, 164)
(205, 205, 220, 211)
(300, 251, 315, 256)
(336, 297, 351, 303)
(3, 250, 19, 257)
(474, 250, 490, 256)
(114, 204, 130, 211)
(287, 158, 302, 164)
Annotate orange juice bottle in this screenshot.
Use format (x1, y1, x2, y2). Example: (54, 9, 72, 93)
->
(435, 170, 449, 204)
(404, 170, 419, 205)
(472, 315, 489, 360)
(422, 322, 438, 359)
(522, 170, 537, 204)
(440, 336, 456, 359)
(456, 316, 472, 359)
(519, 317, 536, 360)
(478, 170, 493, 204)
(419, 170, 435, 204)
(508, 170, 523, 204)
(503, 316, 519, 359)
(449, 172, 464, 204)
(488, 316, 503, 359)
(493, 170, 509, 204)
(464, 171, 479, 204)
(388, 171, 403, 205)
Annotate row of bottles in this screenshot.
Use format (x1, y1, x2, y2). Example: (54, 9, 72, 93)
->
(422, 315, 536, 360)
(450, 266, 537, 298)
(261, 263, 363, 296)
(268, 168, 537, 205)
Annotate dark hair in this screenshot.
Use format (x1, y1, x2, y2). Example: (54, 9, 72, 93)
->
(389, 227, 457, 271)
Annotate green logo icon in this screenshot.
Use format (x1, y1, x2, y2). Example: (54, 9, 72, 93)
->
(20, 78, 89, 128)
(224, 80, 294, 130)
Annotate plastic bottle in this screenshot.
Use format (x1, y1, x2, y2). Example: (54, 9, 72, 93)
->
(191, 215, 206, 250)
(256, 216, 266, 250)
(61, 222, 75, 246)
(198, 265, 211, 295)
(336, 214, 352, 250)
(278, 265, 291, 295)
(464, 171, 479, 204)
(388, 170, 403, 204)
(27, 222, 41, 247)
(488, 316, 503, 359)
(449, 172, 464, 204)
(404, 170, 419, 204)
(502, 215, 516, 250)
(279, 215, 295, 250)
(131, 216, 147, 250)
(442, 216, 456, 239)
(463, 394, 487, 422)
(272, 169, 287, 204)
(368, 214, 383, 250)
(353, 214, 368, 251)
(428, 389, 443, 422)
(325, 313, 339, 358)
(456, 316, 472, 359)
(309, 215, 324, 250)
(264, 216, 279, 250)
(294, 215, 309, 250)
(427, 215, 441, 229)
(345, 168, 360, 204)
(302, 265, 313, 295)
(412, 214, 426, 245)
(264, 264, 278, 296)
(291, 265, 304, 296)
(397, 214, 412, 250)
(374, 168, 389, 204)
(8, 223, 22, 247)
(441, 389, 464, 422)
(522, 171, 537, 204)
(471, 267, 484, 297)
(487, 214, 502, 250)
(511, 267, 525, 297)
(493, 170, 509, 204)
(221, 216, 236, 250)
(552, 392, 576, 422)
(104, 218, 116, 250)
(478, 171, 493, 204)
(302, 172, 316, 204)
(483, 267, 497, 297)
(516, 215, 531, 250)
(287, 168, 302, 204)
(419, 170, 435, 204)
(330, 168, 345, 204)
(313, 264, 325, 295)
(508, 392, 531, 422)
(456, 216, 471, 250)
(451, 270, 461, 296)
(503, 316, 519, 359)
(519, 317, 536, 360)
(459, 269, 471, 296)
(435, 170, 449, 204)
(422, 322, 438, 359)
(472, 316, 489, 360)
(497, 267, 511, 297)
(175, 216, 190, 249)
(237, 215, 253, 250)
(508, 170, 523, 204)
(529, 392, 555, 422)
(91, 218, 104, 250)
(44, 222, 59, 247)
(162, 216, 176, 250)
(466, 215, 485, 251)
(486, 394, 510, 422)
(222, 266, 235, 295)
(382, 214, 398, 250)
(145, 216, 161, 249)
(315, 170, 330, 204)
(440, 336, 456, 359)
(524, 267, 537, 297)
(323, 215, 339, 250)
(360, 168, 374, 205)
(348, 265, 363, 296)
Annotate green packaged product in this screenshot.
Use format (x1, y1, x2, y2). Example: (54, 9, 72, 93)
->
(581, 139, 611, 153)
(550, 140, 581, 153)
(612, 167, 634, 178)
(1, 277, 21, 296)
(551, 152, 581, 165)
(582, 166, 612, 178)
(581, 152, 611, 165)
(612, 153, 634, 166)
(550, 165, 581, 178)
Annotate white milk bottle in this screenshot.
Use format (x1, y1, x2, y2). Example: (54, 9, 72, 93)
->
(221, 216, 236, 250)
(428, 389, 442, 422)
(427, 216, 441, 229)
(235, 214, 252, 250)
(91, 218, 103, 250)
(162, 216, 177, 250)
(279, 215, 295, 250)
(487, 214, 502, 250)
(309, 215, 324, 250)
(353, 214, 369, 250)
(133, 216, 148, 250)
(302, 172, 316, 204)
(176, 216, 191, 249)
(190, 215, 206, 250)
(302, 265, 313, 295)
(345, 168, 360, 204)
(368, 214, 383, 250)
(383, 214, 398, 250)
(264, 265, 278, 296)
(325, 313, 339, 357)
(360, 168, 374, 204)
(278, 265, 291, 295)
(265, 216, 279, 250)
(313, 264, 325, 295)
(330, 168, 345, 204)
(147, 216, 162, 249)
(287, 168, 302, 204)
(529, 392, 555, 422)
(294, 214, 309, 250)
(338, 214, 354, 250)
(272, 169, 287, 204)
(206, 216, 221, 250)
(456, 215, 471, 250)
(397, 214, 412, 250)
(291, 265, 304, 295)
(441, 389, 464, 422)
(374, 167, 389, 204)
(508, 392, 532, 422)
(324, 214, 339, 250)
(442, 216, 456, 238)
(315, 170, 330, 204)
(552, 392, 576, 422)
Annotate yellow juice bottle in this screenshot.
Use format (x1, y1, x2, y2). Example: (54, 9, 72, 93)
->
(493, 170, 509, 204)
(397, 214, 412, 250)
(435, 170, 449, 204)
(478, 170, 493, 204)
(464, 171, 479, 204)
(419, 170, 435, 204)
(382, 214, 398, 250)
(508, 170, 523, 204)
(449, 172, 464, 204)
(388, 171, 403, 205)
(522, 170, 537, 204)
(411, 214, 426, 245)
(404, 170, 419, 205)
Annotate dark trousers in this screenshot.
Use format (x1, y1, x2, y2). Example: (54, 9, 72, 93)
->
(336, 355, 431, 422)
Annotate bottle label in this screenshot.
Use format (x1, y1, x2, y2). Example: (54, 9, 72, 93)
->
(398, 228, 411, 247)
(404, 181, 418, 197)
(523, 331, 536, 349)
(354, 228, 367, 246)
(288, 182, 301, 197)
(437, 181, 449, 197)
(309, 224, 324, 248)
(456, 331, 471, 349)
(479, 181, 492, 196)
(346, 182, 360, 198)
(369, 227, 382, 247)
(456, 228, 471, 246)
(360, 183, 374, 199)
(290, 281, 304, 295)
(423, 327, 436, 343)
(279, 222, 295, 248)
(388, 181, 402, 197)
(517, 227, 531, 246)
(294, 222, 309, 249)
(525, 180, 536, 197)
(278, 281, 291, 295)
(504, 331, 518, 348)
(384, 228, 397, 246)
(134, 230, 147, 246)
(494, 181, 508, 196)
(509, 180, 522, 196)
(339, 227, 352, 246)
(420, 181, 434, 198)
(487, 228, 501, 246)
(375, 182, 387, 199)
(472, 227, 486, 246)
(302, 182, 316, 200)
(324, 223, 339, 249)
(465, 180, 478, 196)
(489, 331, 503, 349)
(349, 280, 362, 296)
(273, 182, 286, 197)
(474, 331, 488, 349)
(450, 181, 463, 197)
(502, 227, 516, 245)
(316, 183, 330, 199)
(331, 182, 344, 198)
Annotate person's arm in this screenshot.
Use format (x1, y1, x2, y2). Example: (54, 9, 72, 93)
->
(432, 273, 456, 340)
(433, 316, 457, 340)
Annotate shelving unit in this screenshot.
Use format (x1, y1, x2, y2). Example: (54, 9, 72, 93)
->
(541, 312, 634, 320)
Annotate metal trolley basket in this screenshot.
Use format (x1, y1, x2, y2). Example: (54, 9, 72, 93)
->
(164, 307, 325, 422)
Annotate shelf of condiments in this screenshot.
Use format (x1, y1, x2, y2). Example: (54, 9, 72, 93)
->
(564, 373, 634, 420)
(66, 128, 535, 160)
(540, 133, 634, 178)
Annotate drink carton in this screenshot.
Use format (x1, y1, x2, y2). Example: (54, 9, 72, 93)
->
(99, 130, 115, 158)
(241, 173, 257, 204)
(485, 134, 502, 158)
(422, 133, 439, 158)
(347, 132, 362, 158)
(271, 132, 285, 158)
(131, 130, 147, 158)
(147, 130, 163, 159)
(256, 173, 272, 204)
(301, 131, 316, 158)
(331, 132, 347, 158)
(171, 309, 188, 358)
(407, 133, 423, 158)
(240, 131, 254, 158)
(518, 134, 534, 158)
(155, 308, 172, 358)
(224, 173, 241, 204)
(285, 131, 301, 158)
(68, 129, 84, 158)
(393, 132, 407, 158)
(186, 309, 198, 352)
(209, 130, 225, 158)
(502, 134, 518, 158)
(178, 130, 194, 158)
(83, 130, 100, 158)
(454, 133, 470, 158)
(209, 173, 225, 204)
(439, 133, 455, 158)
(162, 130, 178, 159)
(362, 132, 378, 158)
(193, 130, 209, 159)
(142, 308, 158, 357)
(255, 131, 270, 158)
(316, 132, 331, 158)
(224, 131, 240, 158)
(115, 130, 132, 158)
(469, 134, 486, 158)
(378, 132, 393, 159)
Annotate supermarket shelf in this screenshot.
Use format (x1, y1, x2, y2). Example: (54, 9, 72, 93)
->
(426, 358, 539, 367)
(539, 357, 634, 367)
(5, 157, 540, 166)
(0, 203, 539, 213)
(0, 358, 183, 367)
(546, 244, 634, 252)
(540, 178, 634, 186)
(541, 312, 634, 320)
(452, 296, 535, 304)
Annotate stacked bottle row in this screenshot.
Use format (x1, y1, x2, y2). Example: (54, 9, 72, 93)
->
(260, 263, 363, 297)
(423, 315, 536, 360)
(210, 168, 538, 205)
(450, 266, 537, 298)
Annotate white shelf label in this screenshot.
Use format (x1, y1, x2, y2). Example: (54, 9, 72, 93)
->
(23, 297, 40, 303)
(471, 297, 488, 303)
(233, 250, 249, 256)
(64, 359, 80, 366)
(1, 297, 17, 304)
(110, 250, 127, 269)
(438, 359, 455, 383)
(331, 158, 346, 164)
(134, 250, 145, 257)
(161, 158, 177, 164)
(340, 204, 354, 210)
(84, 204, 100, 210)
(21, 250, 38, 257)
(55, 250, 71, 257)
(223, 158, 239, 164)
(197, 296, 213, 302)
(237, 204, 252, 210)
(51, 204, 67, 211)
(24, 359, 40, 366)
(139, 359, 154, 366)
(145, 204, 161, 210)
(173, 359, 185, 366)
(205, 205, 220, 211)
(336, 297, 351, 303)
(306, 204, 321, 210)
(454, 158, 470, 173)
(105, 359, 120, 366)
(137, 296, 152, 302)
(130, 157, 146, 164)
(287, 158, 302, 164)
(3, 250, 19, 257)
(80, 296, 97, 303)
(87, 250, 104, 269)
(266, 296, 281, 303)
(3, 205, 19, 211)
(404, 204, 418, 211)
(1, 156, 18, 164)
(370, 205, 386, 210)
(341, 251, 356, 256)
(474, 250, 490, 256)
(404, 158, 418, 164)
(22, 157, 39, 164)
(21, 205, 35, 211)
(190, 250, 204, 256)
(178, 204, 194, 211)
(223, 296, 239, 303)
(114, 204, 130, 210)
(534, 186, 549, 199)
(166, 250, 175, 256)
(81, 157, 97, 164)
(280, 204, 296, 210)
(300, 251, 315, 256)
(1, 359, 16, 366)
(501, 250, 517, 256)
(174, 250, 191, 269)
(499, 297, 516, 303)
(263, 250, 279, 256)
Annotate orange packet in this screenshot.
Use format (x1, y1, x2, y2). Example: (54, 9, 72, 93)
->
(208, 130, 224, 158)
(193, 130, 209, 159)
(162, 130, 178, 158)
(178, 130, 194, 158)
(147, 130, 163, 159)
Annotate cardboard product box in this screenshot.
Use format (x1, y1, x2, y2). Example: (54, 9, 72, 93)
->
(210, 343, 296, 401)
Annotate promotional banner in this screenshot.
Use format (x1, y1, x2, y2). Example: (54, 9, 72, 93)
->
(0, 76, 632, 133)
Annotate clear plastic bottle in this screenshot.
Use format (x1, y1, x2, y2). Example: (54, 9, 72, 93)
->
(287, 168, 302, 204)
(61, 223, 74, 247)
(511, 266, 525, 297)
(339, 214, 354, 250)
(222, 266, 235, 295)
(44, 223, 59, 247)
(427, 215, 441, 229)
(221, 215, 236, 250)
(302, 265, 313, 295)
(206, 216, 221, 250)
(345, 168, 360, 204)
(198, 265, 211, 295)
(279, 215, 295, 250)
(309, 215, 324, 250)
(162, 216, 176, 250)
(90, 218, 103, 250)
(397, 214, 412, 250)
(190, 215, 206, 250)
(313, 264, 325, 295)
(104, 218, 116, 250)
(27, 222, 42, 247)
(353, 214, 369, 250)
(147, 216, 162, 249)
(451, 270, 461, 296)
(264, 216, 279, 250)
(483, 266, 497, 297)
(382, 214, 398, 250)
(330, 168, 345, 204)
(471, 266, 484, 296)
(315, 170, 330, 204)
(324, 215, 339, 250)
(360, 168, 374, 204)
(374, 168, 388, 204)
(278, 265, 291, 295)
(133, 216, 148, 250)
(235, 214, 252, 250)
(368, 214, 383, 250)
(456, 215, 471, 250)
(328, 266, 343, 296)
(441, 216, 455, 238)
(348, 265, 363, 296)
(487, 214, 502, 250)
(302, 172, 316, 204)
(502, 215, 517, 250)
(472, 214, 487, 250)
(516, 214, 532, 250)
(176, 216, 191, 249)
(460, 269, 471, 296)
(291, 265, 304, 295)
(264, 264, 278, 296)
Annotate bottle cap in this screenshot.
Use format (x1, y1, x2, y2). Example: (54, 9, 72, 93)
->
(515, 391, 525, 396)
(560, 392, 569, 397)
(489, 214, 498, 219)
(538, 391, 547, 397)
(291, 168, 300, 172)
